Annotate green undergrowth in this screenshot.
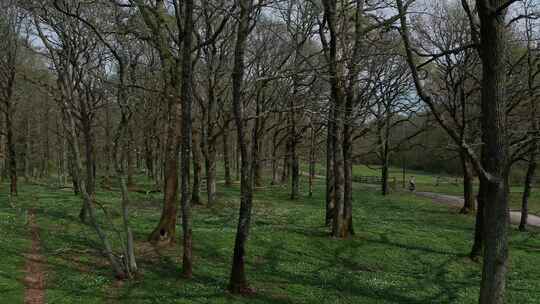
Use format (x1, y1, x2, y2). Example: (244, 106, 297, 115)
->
(1, 171, 540, 303)
(0, 186, 31, 304)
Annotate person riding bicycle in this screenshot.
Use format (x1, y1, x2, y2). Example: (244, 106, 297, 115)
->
(409, 176, 416, 192)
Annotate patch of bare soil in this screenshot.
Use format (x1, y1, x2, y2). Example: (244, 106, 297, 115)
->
(23, 209, 46, 304)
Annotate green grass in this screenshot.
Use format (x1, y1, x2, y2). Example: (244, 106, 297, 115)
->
(415, 182, 540, 215)
(0, 188, 31, 304)
(2, 171, 540, 303)
(304, 162, 540, 215)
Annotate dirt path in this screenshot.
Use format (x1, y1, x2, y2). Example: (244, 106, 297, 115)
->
(23, 209, 46, 304)
(415, 192, 540, 228)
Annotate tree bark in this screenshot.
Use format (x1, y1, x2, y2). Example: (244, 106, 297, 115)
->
(201, 89, 217, 204)
(331, 103, 347, 238)
(281, 140, 290, 183)
(41, 107, 50, 178)
(113, 110, 138, 278)
(325, 113, 335, 226)
(519, 147, 536, 231)
(5, 99, 17, 196)
(343, 105, 354, 235)
(520, 4, 539, 232)
(228, 0, 254, 293)
(144, 131, 154, 180)
(126, 129, 135, 188)
(470, 174, 485, 260)
(223, 118, 232, 187)
(135, 0, 182, 244)
(235, 141, 240, 181)
(322, 0, 352, 238)
(102, 104, 113, 188)
(192, 128, 203, 205)
(65, 105, 126, 279)
(179, 0, 194, 278)
(460, 150, 475, 214)
(253, 124, 264, 188)
(79, 114, 95, 223)
(477, 2, 510, 302)
(378, 105, 391, 196)
(24, 118, 31, 181)
(290, 99, 299, 199)
(271, 121, 281, 185)
(308, 127, 316, 197)
(148, 100, 181, 244)
(67, 143, 80, 195)
(205, 147, 217, 205)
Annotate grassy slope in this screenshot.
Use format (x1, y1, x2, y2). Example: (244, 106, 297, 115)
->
(1, 172, 540, 303)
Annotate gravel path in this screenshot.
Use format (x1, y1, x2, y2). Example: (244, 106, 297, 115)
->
(415, 191, 540, 227)
(299, 170, 540, 227)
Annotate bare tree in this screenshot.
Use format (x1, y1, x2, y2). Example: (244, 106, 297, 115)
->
(398, 0, 521, 302)
(228, 0, 254, 294)
(0, 0, 24, 197)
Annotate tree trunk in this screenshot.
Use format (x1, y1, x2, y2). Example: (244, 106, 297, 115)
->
(144, 134, 154, 180)
(477, 2, 510, 302)
(103, 105, 113, 188)
(281, 140, 290, 183)
(228, 0, 254, 293)
(290, 101, 299, 199)
(0, 113, 4, 182)
(325, 116, 335, 226)
(118, 171, 137, 276)
(79, 118, 95, 223)
(191, 128, 202, 205)
(470, 175, 485, 260)
(308, 127, 316, 197)
(67, 144, 80, 195)
(271, 127, 280, 185)
(24, 118, 31, 181)
(235, 141, 240, 181)
(519, 147, 536, 231)
(126, 129, 135, 188)
(41, 107, 50, 178)
(331, 104, 348, 238)
(460, 150, 475, 214)
(253, 126, 264, 188)
(381, 163, 389, 196)
(223, 119, 232, 187)
(202, 92, 217, 204)
(148, 100, 181, 244)
(65, 106, 126, 279)
(114, 113, 138, 278)
(322, 0, 352, 238)
(5, 101, 17, 196)
(290, 139, 299, 199)
(380, 108, 391, 196)
(343, 106, 354, 235)
(180, 0, 194, 277)
(205, 147, 217, 205)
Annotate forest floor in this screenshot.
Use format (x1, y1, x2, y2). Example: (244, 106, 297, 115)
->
(1, 172, 540, 303)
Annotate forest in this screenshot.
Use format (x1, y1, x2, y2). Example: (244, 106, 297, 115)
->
(0, 0, 539, 303)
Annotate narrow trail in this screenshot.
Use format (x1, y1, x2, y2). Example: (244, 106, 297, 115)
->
(415, 191, 540, 228)
(23, 209, 46, 304)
